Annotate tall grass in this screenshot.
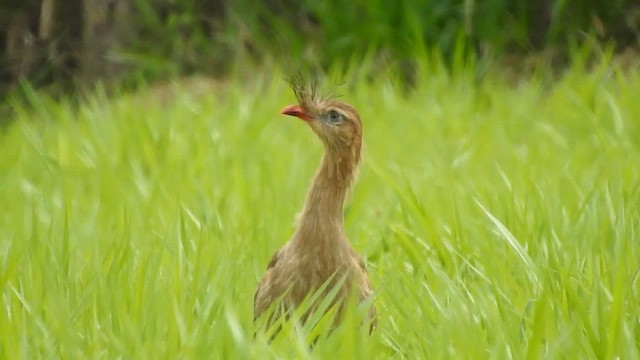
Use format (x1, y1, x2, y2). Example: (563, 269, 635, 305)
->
(1, 59, 639, 358)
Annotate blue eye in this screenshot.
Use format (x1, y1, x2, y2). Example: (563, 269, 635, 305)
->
(328, 110, 342, 123)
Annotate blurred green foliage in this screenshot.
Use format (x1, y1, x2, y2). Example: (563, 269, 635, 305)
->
(119, 0, 639, 81)
(1, 0, 638, 95)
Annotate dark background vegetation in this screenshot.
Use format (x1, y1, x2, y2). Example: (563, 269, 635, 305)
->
(1, 0, 639, 96)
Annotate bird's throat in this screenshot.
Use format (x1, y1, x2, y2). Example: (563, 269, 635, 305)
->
(295, 151, 358, 244)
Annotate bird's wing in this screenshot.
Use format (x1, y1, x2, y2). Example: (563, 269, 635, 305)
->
(253, 249, 281, 321)
(351, 248, 377, 332)
(350, 248, 372, 293)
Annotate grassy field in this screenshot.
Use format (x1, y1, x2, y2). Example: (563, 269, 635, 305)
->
(1, 61, 639, 359)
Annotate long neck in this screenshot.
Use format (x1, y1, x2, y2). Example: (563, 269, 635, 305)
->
(294, 147, 359, 244)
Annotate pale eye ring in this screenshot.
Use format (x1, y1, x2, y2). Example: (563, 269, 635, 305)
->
(328, 110, 343, 123)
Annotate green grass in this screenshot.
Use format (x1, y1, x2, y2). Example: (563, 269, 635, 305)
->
(1, 61, 639, 359)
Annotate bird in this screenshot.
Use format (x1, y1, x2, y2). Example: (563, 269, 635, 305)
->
(253, 76, 376, 335)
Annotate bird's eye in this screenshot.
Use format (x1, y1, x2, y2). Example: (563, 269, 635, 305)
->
(327, 110, 343, 123)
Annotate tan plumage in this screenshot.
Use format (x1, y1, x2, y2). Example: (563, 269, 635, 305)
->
(253, 77, 376, 333)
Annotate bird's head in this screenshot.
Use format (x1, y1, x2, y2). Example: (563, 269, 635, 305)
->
(281, 77, 362, 164)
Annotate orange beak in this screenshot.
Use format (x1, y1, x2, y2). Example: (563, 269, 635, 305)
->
(281, 105, 312, 121)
